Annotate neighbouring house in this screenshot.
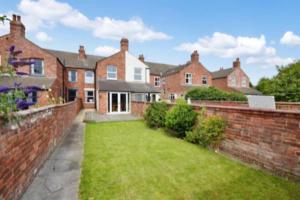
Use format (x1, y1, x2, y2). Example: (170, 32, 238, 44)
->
(211, 58, 262, 95)
(95, 38, 160, 114)
(0, 15, 64, 106)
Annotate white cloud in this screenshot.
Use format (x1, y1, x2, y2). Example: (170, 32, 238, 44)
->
(35, 31, 52, 42)
(16, 0, 171, 42)
(280, 31, 300, 46)
(94, 45, 119, 56)
(246, 56, 295, 69)
(175, 32, 276, 58)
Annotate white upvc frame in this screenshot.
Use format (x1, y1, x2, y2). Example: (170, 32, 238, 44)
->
(154, 77, 160, 87)
(30, 59, 44, 76)
(85, 70, 94, 84)
(84, 88, 95, 104)
(108, 92, 130, 114)
(107, 65, 117, 80)
(134, 67, 142, 81)
(68, 70, 77, 82)
(185, 73, 192, 85)
(201, 75, 208, 85)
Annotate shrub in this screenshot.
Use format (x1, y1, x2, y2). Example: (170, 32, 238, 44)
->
(144, 101, 168, 128)
(186, 113, 227, 148)
(165, 99, 197, 138)
(186, 87, 247, 101)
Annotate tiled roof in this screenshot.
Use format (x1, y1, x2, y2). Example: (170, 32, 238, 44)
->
(231, 87, 262, 95)
(1, 76, 55, 89)
(211, 68, 234, 79)
(44, 49, 105, 69)
(98, 79, 160, 93)
(145, 61, 178, 75)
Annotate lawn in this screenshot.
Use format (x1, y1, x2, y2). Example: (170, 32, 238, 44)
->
(80, 121, 300, 200)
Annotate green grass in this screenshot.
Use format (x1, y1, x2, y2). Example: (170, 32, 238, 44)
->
(80, 121, 300, 200)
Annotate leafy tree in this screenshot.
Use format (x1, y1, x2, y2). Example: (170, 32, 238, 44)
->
(256, 62, 300, 102)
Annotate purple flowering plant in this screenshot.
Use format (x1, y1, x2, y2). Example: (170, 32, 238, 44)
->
(0, 16, 41, 123)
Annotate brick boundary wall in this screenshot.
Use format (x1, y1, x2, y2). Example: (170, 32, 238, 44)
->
(132, 101, 300, 180)
(0, 99, 82, 200)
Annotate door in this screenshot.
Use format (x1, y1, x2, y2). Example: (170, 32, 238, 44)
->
(109, 92, 129, 113)
(68, 89, 77, 102)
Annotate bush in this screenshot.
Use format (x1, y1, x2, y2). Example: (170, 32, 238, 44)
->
(165, 99, 197, 138)
(186, 87, 247, 101)
(144, 101, 168, 128)
(186, 113, 227, 148)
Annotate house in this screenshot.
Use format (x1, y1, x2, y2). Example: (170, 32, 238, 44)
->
(211, 58, 262, 95)
(0, 15, 64, 106)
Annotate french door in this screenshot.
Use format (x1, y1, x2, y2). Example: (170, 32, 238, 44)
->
(108, 92, 130, 113)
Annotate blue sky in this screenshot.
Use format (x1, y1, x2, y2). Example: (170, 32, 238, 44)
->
(1, 0, 300, 84)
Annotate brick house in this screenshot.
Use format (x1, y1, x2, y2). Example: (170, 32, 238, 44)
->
(211, 58, 262, 95)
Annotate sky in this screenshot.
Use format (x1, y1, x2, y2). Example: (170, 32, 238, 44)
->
(1, 0, 300, 84)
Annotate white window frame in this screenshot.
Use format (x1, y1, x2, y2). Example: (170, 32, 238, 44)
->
(0, 55, 2, 66)
(154, 77, 160, 87)
(30, 59, 44, 76)
(68, 70, 77, 82)
(170, 93, 176, 100)
(185, 73, 192, 85)
(107, 65, 117, 80)
(84, 89, 95, 103)
(85, 70, 94, 84)
(134, 68, 142, 81)
(229, 75, 237, 87)
(241, 77, 247, 87)
(201, 75, 208, 85)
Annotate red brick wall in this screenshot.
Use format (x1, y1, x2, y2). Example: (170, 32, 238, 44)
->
(96, 51, 125, 80)
(98, 92, 108, 114)
(64, 67, 96, 109)
(276, 102, 300, 111)
(163, 61, 212, 99)
(0, 99, 82, 200)
(131, 101, 300, 180)
(191, 100, 248, 107)
(212, 77, 231, 91)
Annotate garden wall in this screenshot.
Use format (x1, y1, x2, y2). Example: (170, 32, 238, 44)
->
(0, 99, 82, 200)
(132, 101, 300, 180)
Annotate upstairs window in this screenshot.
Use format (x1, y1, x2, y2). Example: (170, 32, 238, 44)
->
(30, 59, 44, 75)
(202, 75, 208, 85)
(68, 70, 77, 82)
(85, 70, 94, 83)
(107, 65, 117, 80)
(229, 75, 236, 87)
(241, 77, 247, 87)
(154, 77, 160, 87)
(134, 68, 142, 81)
(185, 73, 192, 84)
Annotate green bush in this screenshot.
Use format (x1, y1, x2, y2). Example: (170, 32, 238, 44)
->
(165, 99, 197, 138)
(186, 87, 247, 101)
(144, 101, 168, 128)
(186, 113, 227, 148)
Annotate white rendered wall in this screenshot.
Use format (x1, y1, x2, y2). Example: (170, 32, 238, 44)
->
(125, 52, 150, 83)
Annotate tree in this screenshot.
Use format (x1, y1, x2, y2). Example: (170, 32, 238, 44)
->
(256, 61, 300, 102)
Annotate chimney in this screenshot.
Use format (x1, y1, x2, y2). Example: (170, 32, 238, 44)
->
(138, 54, 144, 62)
(10, 14, 25, 38)
(78, 45, 87, 60)
(233, 58, 240, 68)
(191, 50, 199, 63)
(120, 38, 129, 51)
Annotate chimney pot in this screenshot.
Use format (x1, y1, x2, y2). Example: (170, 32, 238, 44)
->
(120, 38, 129, 51)
(138, 54, 144, 62)
(12, 14, 17, 21)
(17, 15, 21, 22)
(10, 14, 25, 37)
(233, 57, 241, 68)
(191, 50, 199, 63)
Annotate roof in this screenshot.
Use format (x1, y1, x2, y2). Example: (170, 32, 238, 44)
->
(145, 61, 178, 75)
(44, 49, 105, 69)
(1, 76, 55, 89)
(98, 79, 160, 93)
(231, 87, 262, 95)
(211, 68, 234, 79)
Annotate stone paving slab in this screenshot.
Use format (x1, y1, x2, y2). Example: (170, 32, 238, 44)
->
(84, 111, 141, 122)
(21, 110, 85, 200)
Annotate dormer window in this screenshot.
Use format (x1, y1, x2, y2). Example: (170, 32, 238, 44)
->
(202, 75, 208, 85)
(107, 65, 117, 80)
(134, 68, 142, 81)
(185, 73, 192, 84)
(30, 59, 44, 76)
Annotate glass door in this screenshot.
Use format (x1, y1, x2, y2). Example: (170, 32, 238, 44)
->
(111, 93, 118, 112)
(109, 92, 129, 113)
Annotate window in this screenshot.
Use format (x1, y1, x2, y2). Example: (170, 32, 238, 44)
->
(67, 89, 77, 102)
(241, 77, 247, 87)
(229, 75, 236, 87)
(169, 93, 176, 101)
(85, 89, 95, 103)
(68, 70, 77, 82)
(133, 93, 144, 102)
(30, 59, 44, 75)
(134, 68, 142, 81)
(202, 75, 208, 85)
(85, 71, 94, 83)
(154, 77, 160, 87)
(27, 91, 37, 104)
(107, 65, 117, 80)
(185, 73, 192, 84)
(0, 55, 2, 66)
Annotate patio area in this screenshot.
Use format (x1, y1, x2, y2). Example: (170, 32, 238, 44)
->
(83, 111, 142, 122)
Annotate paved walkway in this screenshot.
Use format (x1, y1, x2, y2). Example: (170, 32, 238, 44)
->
(21, 110, 86, 200)
(84, 111, 141, 122)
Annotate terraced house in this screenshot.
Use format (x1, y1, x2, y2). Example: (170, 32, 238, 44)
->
(0, 14, 259, 114)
